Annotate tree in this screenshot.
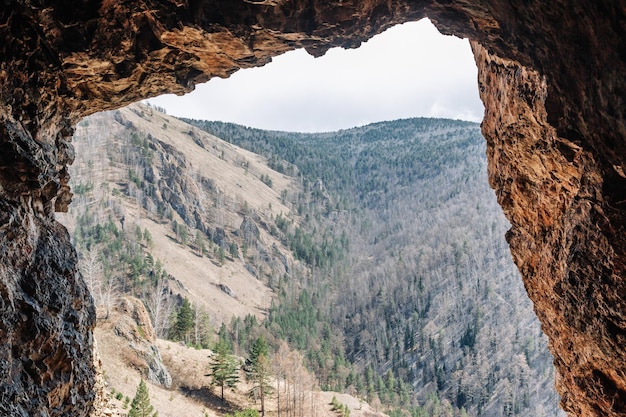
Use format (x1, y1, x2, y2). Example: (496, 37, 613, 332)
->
(135, 224, 143, 241)
(245, 336, 272, 417)
(218, 323, 235, 353)
(129, 379, 158, 417)
(248, 336, 269, 370)
(82, 248, 101, 289)
(172, 220, 179, 240)
(217, 246, 226, 265)
(207, 339, 240, 400)
(143, 228, 153, 248)
(193, 305, 213, 348)
(272, 342, 290, 417)
(195, 229, 207, 256)
(226, 410, 259, 417)
(99, 276, 119, 321)
(172, 297, 195, 342)
(229, 242, 239, 259)
(146, 277, 173, 338)
(179, 225, 188, 245)
(81, 248, 102, 306)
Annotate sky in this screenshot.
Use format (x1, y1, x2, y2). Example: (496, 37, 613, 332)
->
(146, 18, 483, 133)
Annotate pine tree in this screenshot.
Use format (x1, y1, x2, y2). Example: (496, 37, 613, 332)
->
(143, 228, 153, 247)
(135, 225, 143, 241)
(245, 336, 272, 417)
(229, 242, 239, 259)
(129, 379, 157, 417)
(208, 339, 240, 400)
(172, 297, 194, 342)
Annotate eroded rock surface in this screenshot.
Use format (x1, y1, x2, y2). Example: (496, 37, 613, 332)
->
(0, 1, 624, 416)
(0, 197, 95, 416)
(473, 42, 626, 417)
(95, 297, 172, 389)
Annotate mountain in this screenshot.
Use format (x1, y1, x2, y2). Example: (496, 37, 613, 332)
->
(186, 118, 565, 417)
(60, 103, 563, 417)
(61, 103, 297, 326)
(61, 103, 376, 417)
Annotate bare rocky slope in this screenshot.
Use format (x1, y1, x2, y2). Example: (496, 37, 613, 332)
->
(0, 1, 624, 416)
(60, 103, 387, 417)
(59, 103, 295, 325)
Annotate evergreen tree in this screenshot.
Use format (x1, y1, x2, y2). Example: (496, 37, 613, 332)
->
(247, 335, 269, 367)
(226, 410, 259, 417)
(172, 298, 194, 342)
(143, 228, 153, 247)
(208, 339, 240, 400)
(179, 225, 188, 245)
(365, 365, 375, 402)
(229, 242, 239, 259)
(245, 336, 272, 416)
(218, 323, 235, 353)
(135, 225, 143, 241)
(129, 379, 157, 417)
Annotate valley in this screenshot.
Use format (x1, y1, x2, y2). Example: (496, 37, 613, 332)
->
(60, 103, 563, 417)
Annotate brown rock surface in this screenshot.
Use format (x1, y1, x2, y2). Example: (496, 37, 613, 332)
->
(90, 339, 123, 417)
(0, 1, 624, 416)
(473, 41, 625, 416)
(95, 297, 172, 389)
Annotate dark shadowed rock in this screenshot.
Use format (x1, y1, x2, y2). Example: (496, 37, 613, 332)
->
(240, 215, 261, 244)
(0, 200, 95, 416)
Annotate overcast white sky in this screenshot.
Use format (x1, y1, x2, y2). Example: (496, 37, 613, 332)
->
(147, 19, 483, 133)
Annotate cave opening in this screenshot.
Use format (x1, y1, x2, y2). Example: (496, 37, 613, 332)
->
(64, 18, 566, 417)
(1, 2, 624, 416)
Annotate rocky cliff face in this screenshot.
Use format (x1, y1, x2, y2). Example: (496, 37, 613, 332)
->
(473, 40, 626, 416)
(0, 199, 95, 416)
(95, 297, 171, 389)
(0, 1, 624, 416)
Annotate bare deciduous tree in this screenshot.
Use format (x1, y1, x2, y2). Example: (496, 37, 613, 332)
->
(100, 276, 120, 320)
(146, 277, 174, 338)
(82, 248, 102, 301)
(81, 248, 119, 320)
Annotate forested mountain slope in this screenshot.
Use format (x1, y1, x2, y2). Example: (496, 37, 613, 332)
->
(59, 103, 345, 417)
(58, 103, 564, 417)
(187, 118, 565, 417)
(60, 104, 299, 328)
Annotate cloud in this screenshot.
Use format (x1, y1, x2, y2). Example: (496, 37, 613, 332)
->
(147, 19, 484, 132)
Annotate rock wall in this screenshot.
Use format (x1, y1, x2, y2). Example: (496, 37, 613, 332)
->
(0, 1, 624, 416)
(0, 195, 95, 416)
(473, 42, 625, 417)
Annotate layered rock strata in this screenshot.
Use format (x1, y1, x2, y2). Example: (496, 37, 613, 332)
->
(0, 1, 624, 416)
